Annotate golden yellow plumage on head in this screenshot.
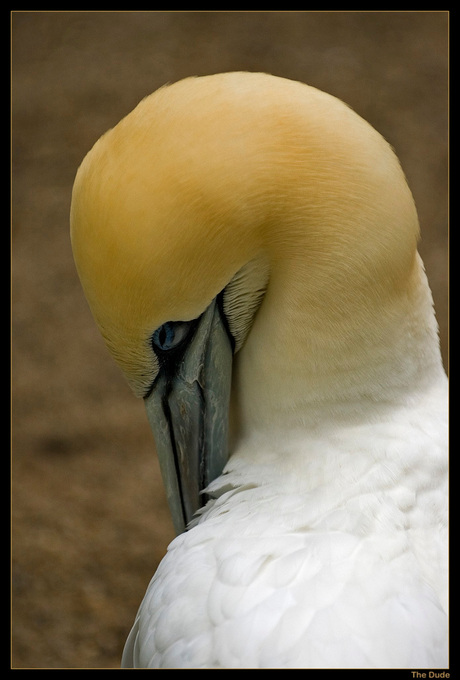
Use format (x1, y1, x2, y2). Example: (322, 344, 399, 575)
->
(70, 72, 419, 400)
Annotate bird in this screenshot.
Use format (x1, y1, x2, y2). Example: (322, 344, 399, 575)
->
(70, 72, 448, 669)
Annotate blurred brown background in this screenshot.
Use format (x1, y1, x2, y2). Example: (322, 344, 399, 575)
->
(11, 11, 448, 669)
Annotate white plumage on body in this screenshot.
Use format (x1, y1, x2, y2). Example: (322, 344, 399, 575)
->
(123, 380, 447, 668)
(70, 72, 448, 669)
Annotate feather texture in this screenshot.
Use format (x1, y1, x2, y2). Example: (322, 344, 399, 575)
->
(70, 72, 448, 669)
(123, 377, 447, 668)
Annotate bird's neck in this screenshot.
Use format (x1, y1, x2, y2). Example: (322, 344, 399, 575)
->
(231, 251, 445, 437)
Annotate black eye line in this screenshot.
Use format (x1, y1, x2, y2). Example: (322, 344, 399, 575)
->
(157, 326, 168, 348)
(143, 319, 200, 400)
(152, 320, 195, 352)
(143, 291, 235, 401)
(151, 318, 199, 370)
(142, 340, 187, 401)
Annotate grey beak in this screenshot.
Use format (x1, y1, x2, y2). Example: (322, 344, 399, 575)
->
(144, 298, 233, 534)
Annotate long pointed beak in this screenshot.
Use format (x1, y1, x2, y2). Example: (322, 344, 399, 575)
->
(144, 299, 233, 534)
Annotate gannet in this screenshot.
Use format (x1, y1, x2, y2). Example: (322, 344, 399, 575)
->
(70, 72, 448, 669)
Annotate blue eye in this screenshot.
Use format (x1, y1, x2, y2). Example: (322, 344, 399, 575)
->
(152, 321, 193, 352)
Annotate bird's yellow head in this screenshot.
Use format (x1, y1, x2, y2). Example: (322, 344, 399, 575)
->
(70, 72, 425, 531)
(70, 72, 418, 401)
(70, 74, 287, 396)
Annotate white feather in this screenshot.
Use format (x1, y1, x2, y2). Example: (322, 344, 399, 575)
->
(70, 72, 448, 669)
(123, 374, 447, 668)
